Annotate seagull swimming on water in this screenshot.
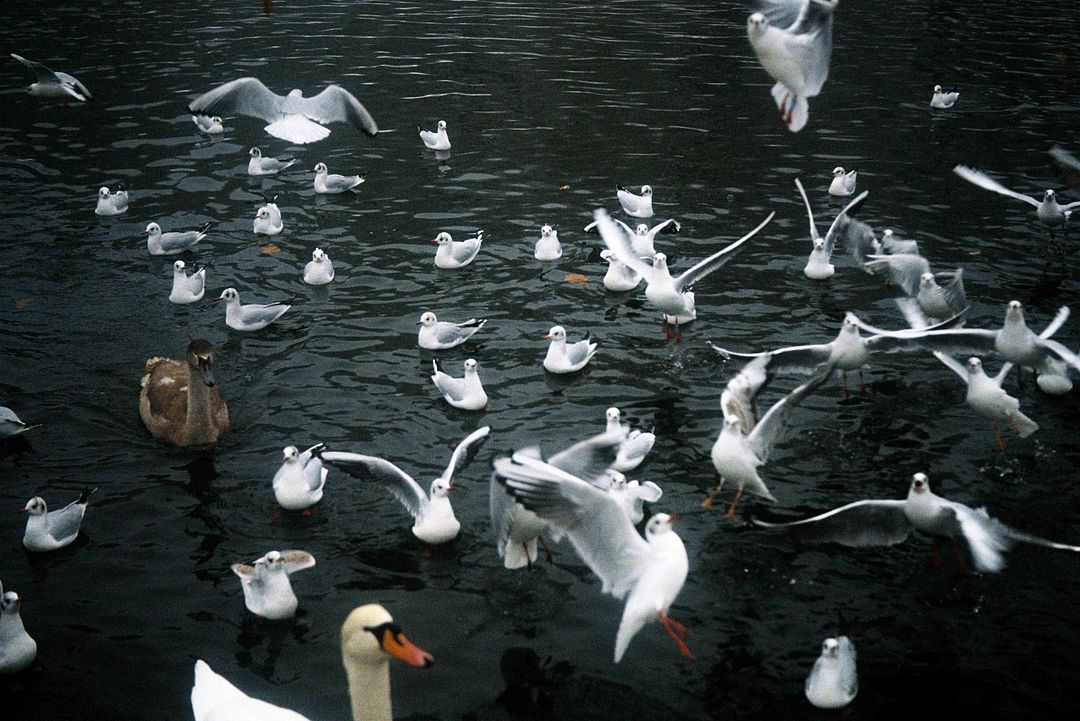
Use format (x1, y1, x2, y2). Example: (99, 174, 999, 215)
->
(432, 231, 484, 269)
(22, 488, 96, 552)
(247, 147, 297, 176)
(746, 0, 839, 132)
(806, 636, 857, 709)
(188, 77, 378, 144)
(828, 167, 857, 196)
(214, 288, 291, 332)
(431, 358, 488, 410)
(146, 221, 211, 256)
(0, 589, 37, 674)
(192, 115, 224, 134)
(753, 473, 1080, 573)
(930, 84, 959, 109)
(303, 247, 335, 286)
(543, 325, 597, 374)
(616, 185, 654, 218)
(95, 186, 129, 216)
(417, 312, 486, 350)
(318, 426, 490, 545)
(419, 120, 451, 150)
(169, 260, 207, 304)
(10, 53, 91, 102)
(272, 444, 328, 511)
(933, 355, 1038, 450)
(313, 162, 365, 194)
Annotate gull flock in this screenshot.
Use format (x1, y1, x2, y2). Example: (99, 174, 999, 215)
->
(3, 0, 1080, 718)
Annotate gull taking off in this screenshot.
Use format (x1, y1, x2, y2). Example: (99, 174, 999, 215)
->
(605, 407, 656, 472)
(22, 488, 96, 552)
(954, 165, 1080, 234)
(231, 550, 315, 620)
(746, 0, 839, 132)
(585, 216, 680, 257)
(188, 78, 378, 144)
(318, 426, 490, 545)
(192, 115, 224, 134)
(10, 53, 91, 101)
(794, 178, 868, 279)
(753, 473, 1080, 573)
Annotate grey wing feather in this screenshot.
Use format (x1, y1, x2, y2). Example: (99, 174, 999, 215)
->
(46, 499, 87, 542)
(1004, 526, 1080, 553)
(932, 352, 969, 383)
(593, 210, 655, 279)
(863, 253, 930, 296)
(1038, 338, 1080, 372)
(441, 426, 491, 483)
(279, 550, 316, 574)
(825, 190, 870, 256)
(793, 177, 820, 244)
(56, 71, 91, 99)
(547, 431, 624, 483)
(675, 212, 775, 291)
(863, 327, 997, 356)
(841, 217, 878, 266)
(953, 165, 1041, 208)
(1038, 307, 1070, 340)
(432, 370, 466, 401)
(711, 341, 834, 375)
(318, 451, 426, 517)
(189, 78, 282, 121)
(11, 53, 55, 82)
(720, 354, 772, 432)
(752, 499, 911, 546)
(489, 472, 517, 555)
(303, 86, 379, 136)
(747, 362, 835, 461)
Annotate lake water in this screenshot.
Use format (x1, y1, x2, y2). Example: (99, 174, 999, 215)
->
(2, 1, 1079, 719)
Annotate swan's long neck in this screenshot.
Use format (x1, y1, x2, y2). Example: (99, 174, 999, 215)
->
(345, 659, 393, 721)
(185, 369, 215, 445)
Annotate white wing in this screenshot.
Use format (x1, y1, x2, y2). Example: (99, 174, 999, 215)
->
(793, 177, 820, 243)
(300, 86, 378, 136)
(863, 253, 931, 296)
(753, 499, 911, 546)
(1038, 306, 1070, 340)
(440, 426, 491, 483)
(824, 190, 870, 256)
(189, 78, 284, 121)
(747, 362, 835, 461)
(318, 451, 427, 517)
(950, 503, 1010, 573)
(592, 209, 656, 280)
(1049, 145, 1080, 174)
(278, 550, 316, 575)
(673, 212, 775, 292)
(547, 430, 625, 482)
(953, 165, 1041, 208)
(495, 451, 651, 598)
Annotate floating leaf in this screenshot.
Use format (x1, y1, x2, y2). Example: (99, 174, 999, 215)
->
(564, 272, 588, 285)
(559, 184, 571, 191)
(15, 297, 31, 309)
(259, 243, 281, 255)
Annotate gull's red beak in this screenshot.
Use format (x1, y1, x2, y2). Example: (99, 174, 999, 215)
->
(543, 335, 552, 340)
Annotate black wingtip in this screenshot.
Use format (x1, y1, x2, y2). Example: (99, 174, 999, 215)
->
(199, 221, 213, 233)
(616, 184, 627, 192)
(78, 487, 99, 504)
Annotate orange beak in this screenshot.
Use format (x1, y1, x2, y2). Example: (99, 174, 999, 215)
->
(19, 508, 28, 513)
(543, 335, 552, 340)
(379, 627, 434, 668)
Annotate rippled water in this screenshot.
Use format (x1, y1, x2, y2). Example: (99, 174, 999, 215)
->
(2, 1, 1079, 719)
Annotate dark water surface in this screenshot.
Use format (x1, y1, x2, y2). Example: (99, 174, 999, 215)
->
(2, 1, 1079, 719)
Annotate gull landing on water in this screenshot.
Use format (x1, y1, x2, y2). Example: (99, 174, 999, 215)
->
(753, 473, 1080, 573)
(585, 216, 680, 257)
(188, 77, 378, 144)
(934, 355, 1038, 451)
(318, 426, 490, 545)
(746, 0, 838, 132)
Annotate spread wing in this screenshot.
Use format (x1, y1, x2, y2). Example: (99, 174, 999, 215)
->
(441, 426, 491, 483)
(674, 211, 775, 291)
(278, 550, 316, 574)
(189, 78, 284, 121)
(719, 354, 772, 432)
(753, 499, 911, 546)
(300, 85, 379, 137)
(318, 451, 426, 517)
(824, 190, 870, 256)
(863, 253, 931, 296)
(794, 177, 820, 243)
(710, 340, 834, 376)
(494, 451, 651, 598)
(953, 165, 1041, 208)
(747, 362, 834, 461)
(1039, 306, 1070, 340)
(592, 209, 656, 280)
(11, 53, 56, 82)
(547, 431, 625, 483)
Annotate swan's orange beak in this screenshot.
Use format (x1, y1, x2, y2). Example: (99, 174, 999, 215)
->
(379, 626, 434, 668)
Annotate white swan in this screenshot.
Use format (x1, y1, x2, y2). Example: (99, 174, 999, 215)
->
(191, 605, 432, 721)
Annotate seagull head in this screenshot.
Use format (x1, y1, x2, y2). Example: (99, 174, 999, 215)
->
(1, 592, 21, 615)
(430, 478, 456, 497)
(541, 224, 555, 237)
(314, 162, 328, 174)
(312, 248, 327, 262)
(640, 184, 652, 197)
(1005, 300, 1025, 323)
(463, 358, 479, 373)
(910, 473, 931, 494)
(933, 85, 942, 93)
(418, 311, 437, 327)
(1044, 189, 1056, 201)
(249, 147, 261, 158)
(432, 232, 452, 245)
(145, 222, 162, 236)
(256, 207, 271, 220)
(635, 224, 649, 235)
(98, 186, 110, 198)
(646, 512, 677, 537)
(437, 120, 447, 130)
(607, 471, 628, 490)
(966, 357, 984, 375)
(600, 248, 616, 263)
(544, 326, 566, 342)
(919, 272, 937, 289)
(747, 12, 768, 35)
(832, 167, 845, 177)
(215, 288, 239, 304)
(652, 252, 669, 271)
(173, 260, 186, 273)
(21, 497, 47, 516)
(813, 238, 826, 251)
(282, 446, 300, 463)
(821, 638, 840, 658)
(722, 414, 742, 433)
(841, 315, 860, 335)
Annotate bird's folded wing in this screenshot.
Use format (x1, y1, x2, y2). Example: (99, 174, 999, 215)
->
(442, 426, 492, 482)
(319, 452, 426, 517)
(432, 371, 465, 401)
(753, 499, 910, 546)
(675, 211, 775, 291)
(495, 452, 651, 598)
(47, 501, 86, 541)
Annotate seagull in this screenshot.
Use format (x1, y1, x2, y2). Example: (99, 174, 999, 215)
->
(303, 247, 335, 285)
(604, 471, 664, 525)
(419, 120, 451, 150)
(231, 550, 315, 620)
(600, 249, 643, 291)
(0, 407, 40, 438)
(848, 301, 1080, 389)
(934, 355, 1038, 450)
(595, 208, 775, 333)
(247, 147, 297, 176)
(746, 0, 839, 132)
(169, 260, 207, 304)
(253, 201, 283, 235)
(145, 221, 211, 256)
(753, 473, 1080, 573)
(214, 288, 291, 332)
(828, 167, 857, 196)
(431, 358, 488, 410)
(862, 251, 932, 295)
(0, 590, 36, 674)
(417, 312, 486, 350)
(794, 178, 868, 279)
(543, 325, 597, 373)
(432, 231, 483, 269)
(489, 432, 623, 570)
(585, 217, 681, 257)
(915, 269, 966, 321)
(95, 186, 129, 216)
(806, 637, 857, 709)
(10, 53, 91, 102)
(494, 447, 693, 663)
(845, 224, 919, 270)
(930, 84, 959, 109)
(318, 426, 490, 545)
(313, 162, 365, 194)
(534, 224, 562, 261)
(188, 77, 378, 144)
(21, 488, 96, 552)
(605, 407, 655, 472)
(953, 165, 1080, 233)
(703, 360, 835, 517)
(272, 444, 328, 511)
(192, 115, 224, 134)
(616, 184, 654, 218)
(710, 311, 966, 397)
